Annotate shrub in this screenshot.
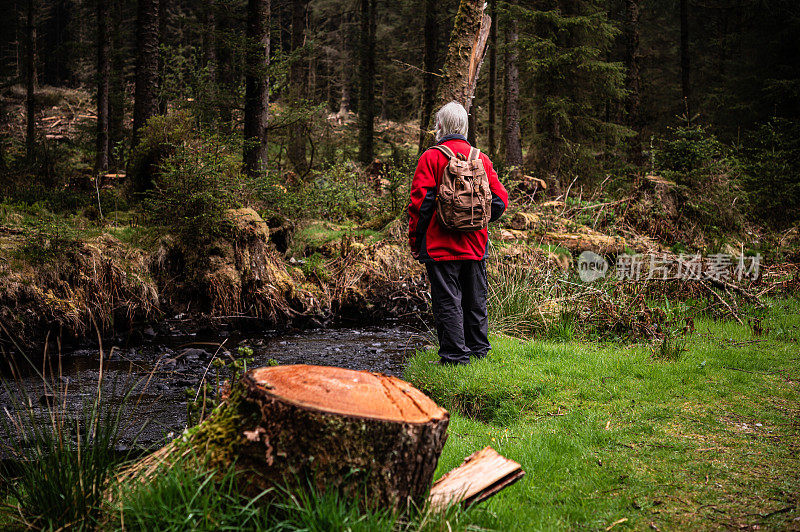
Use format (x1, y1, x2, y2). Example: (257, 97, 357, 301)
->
(740, 118, 800, 228)
(140, 122, 252, 246)
(129, 111, 194, 194)
(654, 126, 746, 234)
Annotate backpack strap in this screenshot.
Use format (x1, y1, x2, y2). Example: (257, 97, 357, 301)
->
(468, 147, 481, 160)
(431, 145, 457, 159)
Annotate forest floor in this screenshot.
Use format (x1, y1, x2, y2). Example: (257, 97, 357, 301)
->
(406, 298, 800, 531)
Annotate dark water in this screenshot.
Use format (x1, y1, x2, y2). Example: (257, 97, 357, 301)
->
(0, 325, 429, 452)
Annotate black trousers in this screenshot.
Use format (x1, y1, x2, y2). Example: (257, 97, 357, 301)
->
(425, 260, 491, 364)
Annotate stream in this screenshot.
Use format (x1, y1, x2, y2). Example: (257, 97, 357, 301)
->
(0, 324, 428, 453)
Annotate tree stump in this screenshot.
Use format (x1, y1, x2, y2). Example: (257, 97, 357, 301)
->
(122, 365, 450, 509)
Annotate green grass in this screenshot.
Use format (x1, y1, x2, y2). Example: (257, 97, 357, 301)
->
(111, 461, 491, 531)
(405, 298, 800, 531)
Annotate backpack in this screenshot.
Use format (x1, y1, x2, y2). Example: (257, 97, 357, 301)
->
(431, 145, 492, 232)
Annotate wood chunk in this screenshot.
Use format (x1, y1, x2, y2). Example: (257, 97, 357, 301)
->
(428, 447, 525, 510)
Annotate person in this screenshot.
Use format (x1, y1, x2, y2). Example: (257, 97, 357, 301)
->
(408, 101, 509, 365)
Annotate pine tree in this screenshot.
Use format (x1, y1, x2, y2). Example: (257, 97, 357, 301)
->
(417, 0, 438, 152)
(357, 0, 376, 165)
(288, 0, 309, 174)
(243, 0, 270, 176)
(96, 0, 109, 172)
(516, 0, 630, 182)
(132, 0, 159, 149)
(503, 0, 522, 171)
(25, 0, 36, 161)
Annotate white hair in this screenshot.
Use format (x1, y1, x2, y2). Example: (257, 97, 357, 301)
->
(434, 101, 468, 142)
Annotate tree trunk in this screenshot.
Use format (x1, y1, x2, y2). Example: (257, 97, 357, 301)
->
(157, 0, 168, 114)
(503, 1, 522, 172)
(487, 0, 497, 157)
(422, 0, 491, 149)
(119, 365, 450, 509)
(243, 0, 270, 177)
(132, 0, 159, 148)
(680, 0, 690, 122)
(380, 76, 388, 121)
(216, 2, 233, 129)
(434, 0, 490, 113)
(287, 0, 309, 175)
(624, 0, 642, 162)
(337, 11, 350, 118)
(25, 0, 36, 161)
(357, 0, 376, 166)
(108, 0, 125, 162)
(417, 0, 438, 152)
(96, 0, 109, 172)
(200, 1, 217, 126)
(467, 110, 477, 146)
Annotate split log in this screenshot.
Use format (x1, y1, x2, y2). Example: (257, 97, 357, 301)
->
(428, 447, 524, 510)
(118, 365, 450, 509)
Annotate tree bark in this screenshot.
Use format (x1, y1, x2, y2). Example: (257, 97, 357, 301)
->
(25, 0, 36, 161)
(243, 0, 270, 177)
(503, 0, 522, 172)
(199, 1, 217, 126)
(157, 0, 168, 114)
(132, 0, 159, 148)
(357, 0, 376, 166)
(680, 0, 690, 122)
(119, 365, 450, 509)
(434, 0, 490, 113)
(96, 0, 109, 172)
(336, 11, 350, 118)
(487, 0, 497, 157)
(216, 2, 233, 129)
(417, 0, 438, 152)
(287, 0, 309, 175)
(624, 0, 642, 162)
(422, 0, 491, 149)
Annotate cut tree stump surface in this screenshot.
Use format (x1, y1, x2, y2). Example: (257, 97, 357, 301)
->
(248, 365, 447, 423)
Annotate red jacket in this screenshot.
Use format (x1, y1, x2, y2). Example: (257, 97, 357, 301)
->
(408, 135, 508, 262)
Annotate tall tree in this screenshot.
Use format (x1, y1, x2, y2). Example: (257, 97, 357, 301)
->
(243, 0, 270, 176)
(623, 0, 641, 161)
(487, 0, 497, 157)
(336, 10, 351, 118)
(132, 0, 159, 149)
(216, 1, 234, 129)
(288, 0, 309, 174)
(680, 0, 690, 121)
(503, 0, 522, 171)
(517, 0, 628, 181)
(357, 0, 376, 166)
(417, 0, 438, 152)
(96, 0, 109, 172)
(432, 0, 490, 112)
(157, 0, 168, 114)
(25, 0, 36, 161)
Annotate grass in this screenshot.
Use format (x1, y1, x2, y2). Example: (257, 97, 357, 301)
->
(405, 297, 800, 530)
(0, 361, 141, 530)
(110, 460, 491, 531)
